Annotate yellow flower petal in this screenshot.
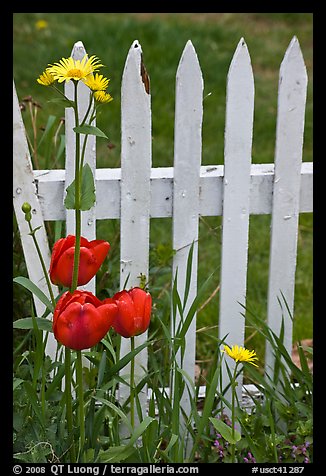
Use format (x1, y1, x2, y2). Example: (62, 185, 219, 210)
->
(84, 73, 110, 91)
(222, 344, 259, 367)
(94, 91, 113, 104)
(37, 70, 55, 86)
(47, 55, 104, 83)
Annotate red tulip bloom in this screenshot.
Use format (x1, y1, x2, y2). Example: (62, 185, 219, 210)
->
(111, 287, 152, 338)
(49, 235, 110, 287)
(53, 290, 118, 350)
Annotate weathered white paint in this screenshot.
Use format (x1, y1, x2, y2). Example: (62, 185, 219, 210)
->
(34, 162, 313, 220)
(218, 38, 254, 407)
(265, 37, 308, 377)
(119, 40, 152, 419)
(64, 41, 97, 294)
(171, 40, 203, 425)
(13, 82, 58, 359)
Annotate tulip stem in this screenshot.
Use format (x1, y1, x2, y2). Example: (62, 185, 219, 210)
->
(71, 80, 81, 294)
(76, 350, 85, 462)
(65, 347, 76, 462)
(130, 336, 135, 430)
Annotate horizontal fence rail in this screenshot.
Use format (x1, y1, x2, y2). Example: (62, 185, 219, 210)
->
(33, 163, 313, 220)
(13, 35, 312, 425)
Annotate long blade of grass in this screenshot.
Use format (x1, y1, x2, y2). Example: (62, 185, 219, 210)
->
(174, 270, 215, 354)
(183, 241, 194, 311)
(94, 396, 132, 433)
(23, 381, 45, 429)
(97, 350, 107, 387)
(190, 350, 222, 459)
(13, 317, 53, 332)
(128, 416, 155, 446)
(106, 339, 151, 380)
(37, 114, 57, 148)
(13, 276, 54, 313)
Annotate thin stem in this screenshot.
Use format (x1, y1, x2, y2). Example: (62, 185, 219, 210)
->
(79, 100, 96, 173)
(231, 362, 238, 464)
(79, 133, 89, 174)
(51, 83, 76, 108)
(71, 80, 81, 293)
(32, 104, 40, 170)
(27, 221, 56, 309)
(65, 346, 76, 462)
(80, 91, 94, 126)
(76, 350, 85, 462)
(130, 336, 135, 430)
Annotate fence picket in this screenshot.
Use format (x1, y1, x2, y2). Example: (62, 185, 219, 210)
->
(13, 82, 58, 359)
(172, 40, 203, 425)
(265, 37, 308, 377)
(64, 41, 97, 294)
(119, 40, 152, 419)
(218, 38, 254, 407)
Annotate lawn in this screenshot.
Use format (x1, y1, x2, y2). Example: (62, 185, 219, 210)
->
(13, 12, 313, 367)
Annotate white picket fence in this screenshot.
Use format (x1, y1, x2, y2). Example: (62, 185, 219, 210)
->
(13, 37, 312, 417)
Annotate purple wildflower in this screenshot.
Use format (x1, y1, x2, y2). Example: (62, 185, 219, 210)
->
(243, 451, 256, 463)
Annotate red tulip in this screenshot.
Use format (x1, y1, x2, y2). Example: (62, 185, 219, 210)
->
(53, 290, 118, 350)
(111, 287, 152, 338)
(49, 235, 110, 287)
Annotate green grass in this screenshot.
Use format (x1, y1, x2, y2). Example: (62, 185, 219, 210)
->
(13, 13, 313, 368)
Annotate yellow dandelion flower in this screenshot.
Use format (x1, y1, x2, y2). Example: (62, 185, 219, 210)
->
(222, 345, 258, 367)
(35, 20, 48, 30)
(94, 91, 113, 104)
(37, 70, 55, 86)
(47, 55, 103, 83)
(84, 73, 110, 92)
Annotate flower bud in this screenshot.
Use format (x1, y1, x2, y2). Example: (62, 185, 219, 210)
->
(111, 287, 152, 338)
(21, 202, 32, 214)
(49, 235, 110, 287)
(53, 290, 118, 350)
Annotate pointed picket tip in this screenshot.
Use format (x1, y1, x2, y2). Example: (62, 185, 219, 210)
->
(228, 38, 253, 79)
(178, 40, 200, 67)
(180, 39, 196, 61)
(71, 40, 87, 60)
(129, 39, 142, 54)
(124, 39, 143, 67)
(122, 39, 150, 95)
(176, 40, 203, 85)
(280, 35, 307, 84)
(226, 38, 254, 101)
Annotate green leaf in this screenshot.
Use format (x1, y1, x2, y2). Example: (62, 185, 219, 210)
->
(64, 163, 96, 211)
(23, 381, 45, 428)
(94, 396, 132, 432)
(38, 115, 57, 148)
(80, 163, 96, 210)
(97, 350, 107, 387)
(106, 339, 151, 380)
(99, 445, 136, 463)
(13, 378, 24, 391)
(128, 416, 155, 446)
(209, 417, 241, 444)
(47, 97, 75, 108)
(64, 179, 76, 210)
(13, 317, 53, 332)
(73, 124, 108, 139)
(55, 134, 65, 162)
(183, 241, 194, 310)
(13, 277, 54, 312)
